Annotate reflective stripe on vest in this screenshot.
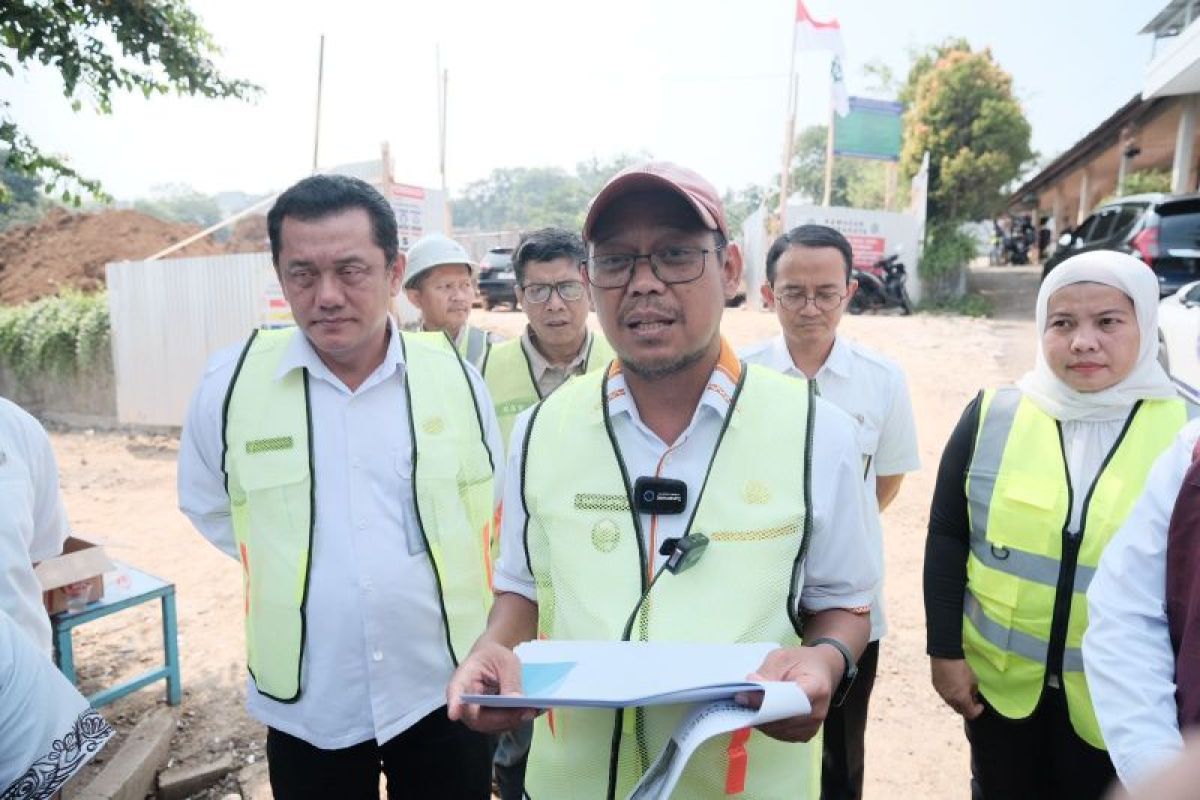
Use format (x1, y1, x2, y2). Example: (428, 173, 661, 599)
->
(963, 387, 1186, 748)
(521, 363, 820, 800)
(458, 325, 492, 371)
(483, 332, 616, 449)
(222, 328, 495, 701)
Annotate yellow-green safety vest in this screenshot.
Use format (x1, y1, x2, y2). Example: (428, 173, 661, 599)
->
(483, 331, 615, 448)
(458, 325, 493, 372)
(963, 387, 1190, 748)
(222, 327, 496, 702)
(521, 363, 821, 799)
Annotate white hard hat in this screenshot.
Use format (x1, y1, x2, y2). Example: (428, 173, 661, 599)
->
(404, 233, 476, 288)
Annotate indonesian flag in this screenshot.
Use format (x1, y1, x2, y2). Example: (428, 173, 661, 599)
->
(795, 0, 845, 56)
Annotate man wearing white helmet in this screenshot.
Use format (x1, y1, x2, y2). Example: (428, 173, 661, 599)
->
(404, 233, 501, 371)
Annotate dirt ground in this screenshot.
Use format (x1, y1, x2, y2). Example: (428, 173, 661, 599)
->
(53, 265, 1040, 799)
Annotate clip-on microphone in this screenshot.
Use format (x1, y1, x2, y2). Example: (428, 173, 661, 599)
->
(658, 533, 709, 575)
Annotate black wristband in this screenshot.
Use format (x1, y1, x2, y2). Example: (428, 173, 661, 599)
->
(805, 637, 858, 707)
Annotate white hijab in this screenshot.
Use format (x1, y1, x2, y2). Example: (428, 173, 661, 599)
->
(1016, 250, 1177, 421)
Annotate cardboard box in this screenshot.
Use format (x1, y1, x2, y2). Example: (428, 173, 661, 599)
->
(34, 536, 115, 615)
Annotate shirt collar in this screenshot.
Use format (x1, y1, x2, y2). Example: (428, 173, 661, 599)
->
(520, 326, 592, 380)
(605, 337, 741, 428)
(766, 333, 851, 379)
(821, 335, 853, 378)
(273, 319, 406, 388)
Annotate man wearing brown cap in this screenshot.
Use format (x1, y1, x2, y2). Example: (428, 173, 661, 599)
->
(447, 162, 879, 798)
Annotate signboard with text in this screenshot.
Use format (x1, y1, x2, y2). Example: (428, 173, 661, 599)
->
(785, 203, 923, 303)
(833, 97, 904, 162)
(388, 183, 446, 249)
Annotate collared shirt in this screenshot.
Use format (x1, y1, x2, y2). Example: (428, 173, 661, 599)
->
(178, 322, 503, 749)
(739, 334, 919, 640)
(0, 398, 69, 656)
(493, 340, 879, 616)
(1084, 419, 1200, 787)
(520, 326, 593, 398)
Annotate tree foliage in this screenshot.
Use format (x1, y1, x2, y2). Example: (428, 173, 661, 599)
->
(783, 124, 892, 211)
(1119, 168, 1172, 197)
(0, 154, 47, 229)
(899, 41, 1032, 223)
(0, 291, 109, 378)
(0, 1, 258, 203)
(133, 182, 221, 227)
(452, 154, 645, 232)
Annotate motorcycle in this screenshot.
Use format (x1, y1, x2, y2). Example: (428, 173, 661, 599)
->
(848, 249, 912, 315)
(1005, 217, 1034, 265)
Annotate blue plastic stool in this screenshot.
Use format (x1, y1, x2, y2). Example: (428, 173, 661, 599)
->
(51, 562, 182, 708)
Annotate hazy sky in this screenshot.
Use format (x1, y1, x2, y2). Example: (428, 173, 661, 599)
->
(2, 0, 1161, 201)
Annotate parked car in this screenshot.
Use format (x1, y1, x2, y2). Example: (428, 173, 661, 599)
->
(1158, 279, 1200, 398)
(1043, 192, 1200, 296)
(477, 247, 518, 310)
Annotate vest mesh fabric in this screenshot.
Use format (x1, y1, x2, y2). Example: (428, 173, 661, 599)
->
(522, 364, 818, 799)
(964, 388, 1186, 747)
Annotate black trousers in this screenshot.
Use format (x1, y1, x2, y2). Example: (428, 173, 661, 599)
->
(820, 639, 879, 800)
(964, 684, 1116, 800)
(266, 706, 493, 800)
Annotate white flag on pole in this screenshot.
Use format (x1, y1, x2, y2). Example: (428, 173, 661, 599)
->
(794, 0, 845, 56)
(831, 56, 850, 117)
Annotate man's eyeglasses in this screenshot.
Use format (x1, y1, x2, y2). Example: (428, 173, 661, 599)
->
(774, 287, 847, 311)
(521, 280, 585, 304)
(585, 246, 723, 289)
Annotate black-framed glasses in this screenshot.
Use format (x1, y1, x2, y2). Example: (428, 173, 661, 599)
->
(521, 280, 585, 304)
(585, 246, 723, 289)
(774, 287, 846, 311)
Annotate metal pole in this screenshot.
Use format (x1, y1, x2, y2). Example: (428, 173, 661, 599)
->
(442, 67, 451, 233)
(312, 35, 325, 173)
(777, 19, 799, 225)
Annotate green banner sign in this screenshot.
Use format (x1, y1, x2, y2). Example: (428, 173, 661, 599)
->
(833, 97, 904, 162)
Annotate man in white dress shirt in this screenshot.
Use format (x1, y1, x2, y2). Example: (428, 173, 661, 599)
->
(179, 174, 503, 799)
(0, 397, 70, 656)
(447, 162, 880, 798)
(1085, 418, 1200, 789)
(740, 224, 919, 800)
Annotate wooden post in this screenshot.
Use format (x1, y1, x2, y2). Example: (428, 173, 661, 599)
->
(884, 162, 898, 211)
(822, 105, 835, 207)
(778, 75, 797, 223)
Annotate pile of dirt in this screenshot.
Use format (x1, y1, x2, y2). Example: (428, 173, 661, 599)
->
(223, 214, 270, 254)
(0, 208, 236, 304)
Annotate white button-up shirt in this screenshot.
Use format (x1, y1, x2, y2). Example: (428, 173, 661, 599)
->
(179, 323, 503, 749)
(493, 350, 879, 616)
(0, 398, 69, 655)
(1084, 418, 1200, 787)
(739, 335, 919, 640)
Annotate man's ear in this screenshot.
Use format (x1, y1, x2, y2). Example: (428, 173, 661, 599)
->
(761, 282, 775, 310)
(722, 241, 744, 300)
(389, 252, 407, 297)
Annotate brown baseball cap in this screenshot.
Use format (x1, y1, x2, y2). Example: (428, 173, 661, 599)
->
(582, 161, 729, 242)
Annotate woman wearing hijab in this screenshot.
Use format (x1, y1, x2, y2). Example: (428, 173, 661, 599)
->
(922, 250, 1192, 799)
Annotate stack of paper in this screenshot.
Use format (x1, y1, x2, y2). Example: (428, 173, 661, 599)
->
(462, 640, 812, 800)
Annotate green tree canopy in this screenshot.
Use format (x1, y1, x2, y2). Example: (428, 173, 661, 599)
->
(133, 182, 221, 227)
(452, 154, 644, 232)
(899, 42, 1033, 223)
(0, 1, 258, 203)
(783, 124, 891, 211)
